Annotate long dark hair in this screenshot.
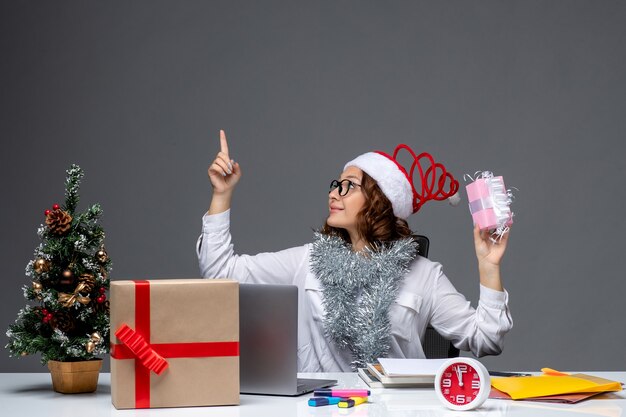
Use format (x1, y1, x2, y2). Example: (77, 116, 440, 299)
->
(320, 172, 415, 248)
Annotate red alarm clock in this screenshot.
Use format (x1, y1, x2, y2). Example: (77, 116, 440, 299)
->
(435, 357, 491, 411)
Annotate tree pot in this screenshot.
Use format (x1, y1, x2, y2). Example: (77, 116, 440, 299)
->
(47, 359, 103, 394)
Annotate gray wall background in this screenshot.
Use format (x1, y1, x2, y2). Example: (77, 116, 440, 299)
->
(2, 1, 625, 373)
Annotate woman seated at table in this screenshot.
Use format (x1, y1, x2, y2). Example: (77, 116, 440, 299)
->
(197, 130, 513, 372)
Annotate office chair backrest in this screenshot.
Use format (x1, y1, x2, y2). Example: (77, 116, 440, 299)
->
(423, 326, 460, 359)
(414, 234, 429, 258)
(414, 235, 460, 359)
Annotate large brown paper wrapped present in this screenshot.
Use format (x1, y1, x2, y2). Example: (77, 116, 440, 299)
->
(110, 279, 239, 409)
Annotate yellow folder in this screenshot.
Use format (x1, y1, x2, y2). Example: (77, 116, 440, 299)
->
(491, 373, 622, 400)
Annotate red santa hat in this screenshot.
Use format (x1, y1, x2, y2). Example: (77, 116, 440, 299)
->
(344, 144, 460, 219)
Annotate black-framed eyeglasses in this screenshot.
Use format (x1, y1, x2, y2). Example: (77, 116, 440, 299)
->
(329, 179, 362, 196)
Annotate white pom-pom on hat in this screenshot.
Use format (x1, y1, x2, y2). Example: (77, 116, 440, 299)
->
(447, 192, 462, 206)
(344, 144, 459, 220)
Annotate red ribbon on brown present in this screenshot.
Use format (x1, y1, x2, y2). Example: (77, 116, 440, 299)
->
(114, 324, 169, 375)
(110, 280, 239, 408)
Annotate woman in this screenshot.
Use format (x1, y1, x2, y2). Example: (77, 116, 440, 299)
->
(197, 130, 513, 372)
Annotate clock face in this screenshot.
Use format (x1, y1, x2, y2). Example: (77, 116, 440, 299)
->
(438, 362, 484, 407)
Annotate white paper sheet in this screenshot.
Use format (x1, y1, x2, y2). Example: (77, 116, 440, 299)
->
(377, 358, 449, 376)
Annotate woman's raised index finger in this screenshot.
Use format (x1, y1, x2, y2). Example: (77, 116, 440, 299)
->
(220, 129, 229, 156)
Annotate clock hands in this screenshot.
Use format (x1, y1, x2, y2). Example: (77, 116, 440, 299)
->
(455, 366, 463, 387)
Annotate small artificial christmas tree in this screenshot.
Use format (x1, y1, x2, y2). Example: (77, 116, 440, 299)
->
(6, 165, 111, 364)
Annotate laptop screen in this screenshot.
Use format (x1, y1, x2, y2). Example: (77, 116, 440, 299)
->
(239, 284, 299, 394)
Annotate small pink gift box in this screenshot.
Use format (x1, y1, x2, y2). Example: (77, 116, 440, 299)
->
(465, 174, 513, 231)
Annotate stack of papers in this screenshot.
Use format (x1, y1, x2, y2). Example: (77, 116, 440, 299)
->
(358, 358, 449, 388)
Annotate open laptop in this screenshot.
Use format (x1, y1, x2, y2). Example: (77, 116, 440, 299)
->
(239, 283, 336, 396)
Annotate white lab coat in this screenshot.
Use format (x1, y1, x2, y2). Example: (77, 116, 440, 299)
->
(196, 210, 513, 372)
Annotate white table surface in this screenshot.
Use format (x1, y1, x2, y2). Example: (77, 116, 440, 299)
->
(1, 372, 625, 417)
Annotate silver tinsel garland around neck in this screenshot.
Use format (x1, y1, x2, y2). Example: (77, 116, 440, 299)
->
(309, 232, 418, 369)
